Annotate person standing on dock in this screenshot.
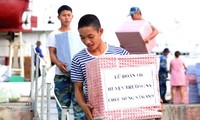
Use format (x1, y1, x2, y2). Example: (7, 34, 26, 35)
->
(159, 48, 170, 103)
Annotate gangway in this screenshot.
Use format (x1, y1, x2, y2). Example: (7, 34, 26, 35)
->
(31, 45, 73, 120)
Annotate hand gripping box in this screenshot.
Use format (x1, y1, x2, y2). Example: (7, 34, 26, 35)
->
(116, 20, 157, 54)
(86, 54, 162, 120)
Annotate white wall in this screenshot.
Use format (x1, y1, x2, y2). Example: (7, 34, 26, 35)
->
(0, 31, 51, 65)
(22, 31, 50, 56)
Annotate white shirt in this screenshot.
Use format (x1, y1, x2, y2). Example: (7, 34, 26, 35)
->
(46, 30, 85, 75)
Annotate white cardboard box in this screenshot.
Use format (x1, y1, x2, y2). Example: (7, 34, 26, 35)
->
(86, 54, 162, 120)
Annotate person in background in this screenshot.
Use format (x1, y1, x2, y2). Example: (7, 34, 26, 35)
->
(128, 7, 159, 44)
(159, 48, 170, 103)
(71, 14, 130, 119)
(34, 40, 46, 77)
(46, 5, 85, 120)
(169, 51, 187, 104)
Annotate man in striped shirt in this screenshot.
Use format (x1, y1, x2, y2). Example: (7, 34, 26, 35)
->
(71, 14, 130, 119)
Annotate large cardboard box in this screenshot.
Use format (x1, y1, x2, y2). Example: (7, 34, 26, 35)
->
(116, 20, 156, 54)
(86, 54, 162, 120)
(55, 32, 85, 74)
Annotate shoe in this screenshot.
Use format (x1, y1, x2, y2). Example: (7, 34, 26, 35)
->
(163, 100, 169, 103)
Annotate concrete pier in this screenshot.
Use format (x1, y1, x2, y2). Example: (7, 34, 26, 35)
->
(0, 102, 33, 120)
(162, 104, 200, 120)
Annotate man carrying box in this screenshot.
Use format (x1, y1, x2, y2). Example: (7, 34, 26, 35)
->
(128, 7, 159, 44)
(116, 7, 159, 54)
(71, 14, 130, 120)
(71, 14, 163, 120)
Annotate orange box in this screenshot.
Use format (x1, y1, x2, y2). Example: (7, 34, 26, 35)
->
(86, 54, 162, 120)
(116, 20, 156, 54)
(24, 56, 31, 80)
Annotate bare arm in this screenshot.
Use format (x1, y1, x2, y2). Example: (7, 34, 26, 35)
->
(169, 63, 172, 74)
(144, 24, 159, 44)
(48, 47, 68, 73)
(183, 63, 187, 70)
(75, 82, 93, 120)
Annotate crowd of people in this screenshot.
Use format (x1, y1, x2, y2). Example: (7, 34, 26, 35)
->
(39, 4, 188, 120)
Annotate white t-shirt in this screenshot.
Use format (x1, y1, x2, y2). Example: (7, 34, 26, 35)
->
(46, 30, 85, 75)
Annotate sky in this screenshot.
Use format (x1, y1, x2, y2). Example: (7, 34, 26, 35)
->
(29, 0, 200, 53)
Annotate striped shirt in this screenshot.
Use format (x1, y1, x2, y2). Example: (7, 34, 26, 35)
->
(71, 44, 130, 101)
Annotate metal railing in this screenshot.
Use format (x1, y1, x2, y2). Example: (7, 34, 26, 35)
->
(30, 45, 69, 120)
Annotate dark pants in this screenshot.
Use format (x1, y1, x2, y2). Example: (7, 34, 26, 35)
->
(159, 76, 167, 102)
(34, 67, 41, 77)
